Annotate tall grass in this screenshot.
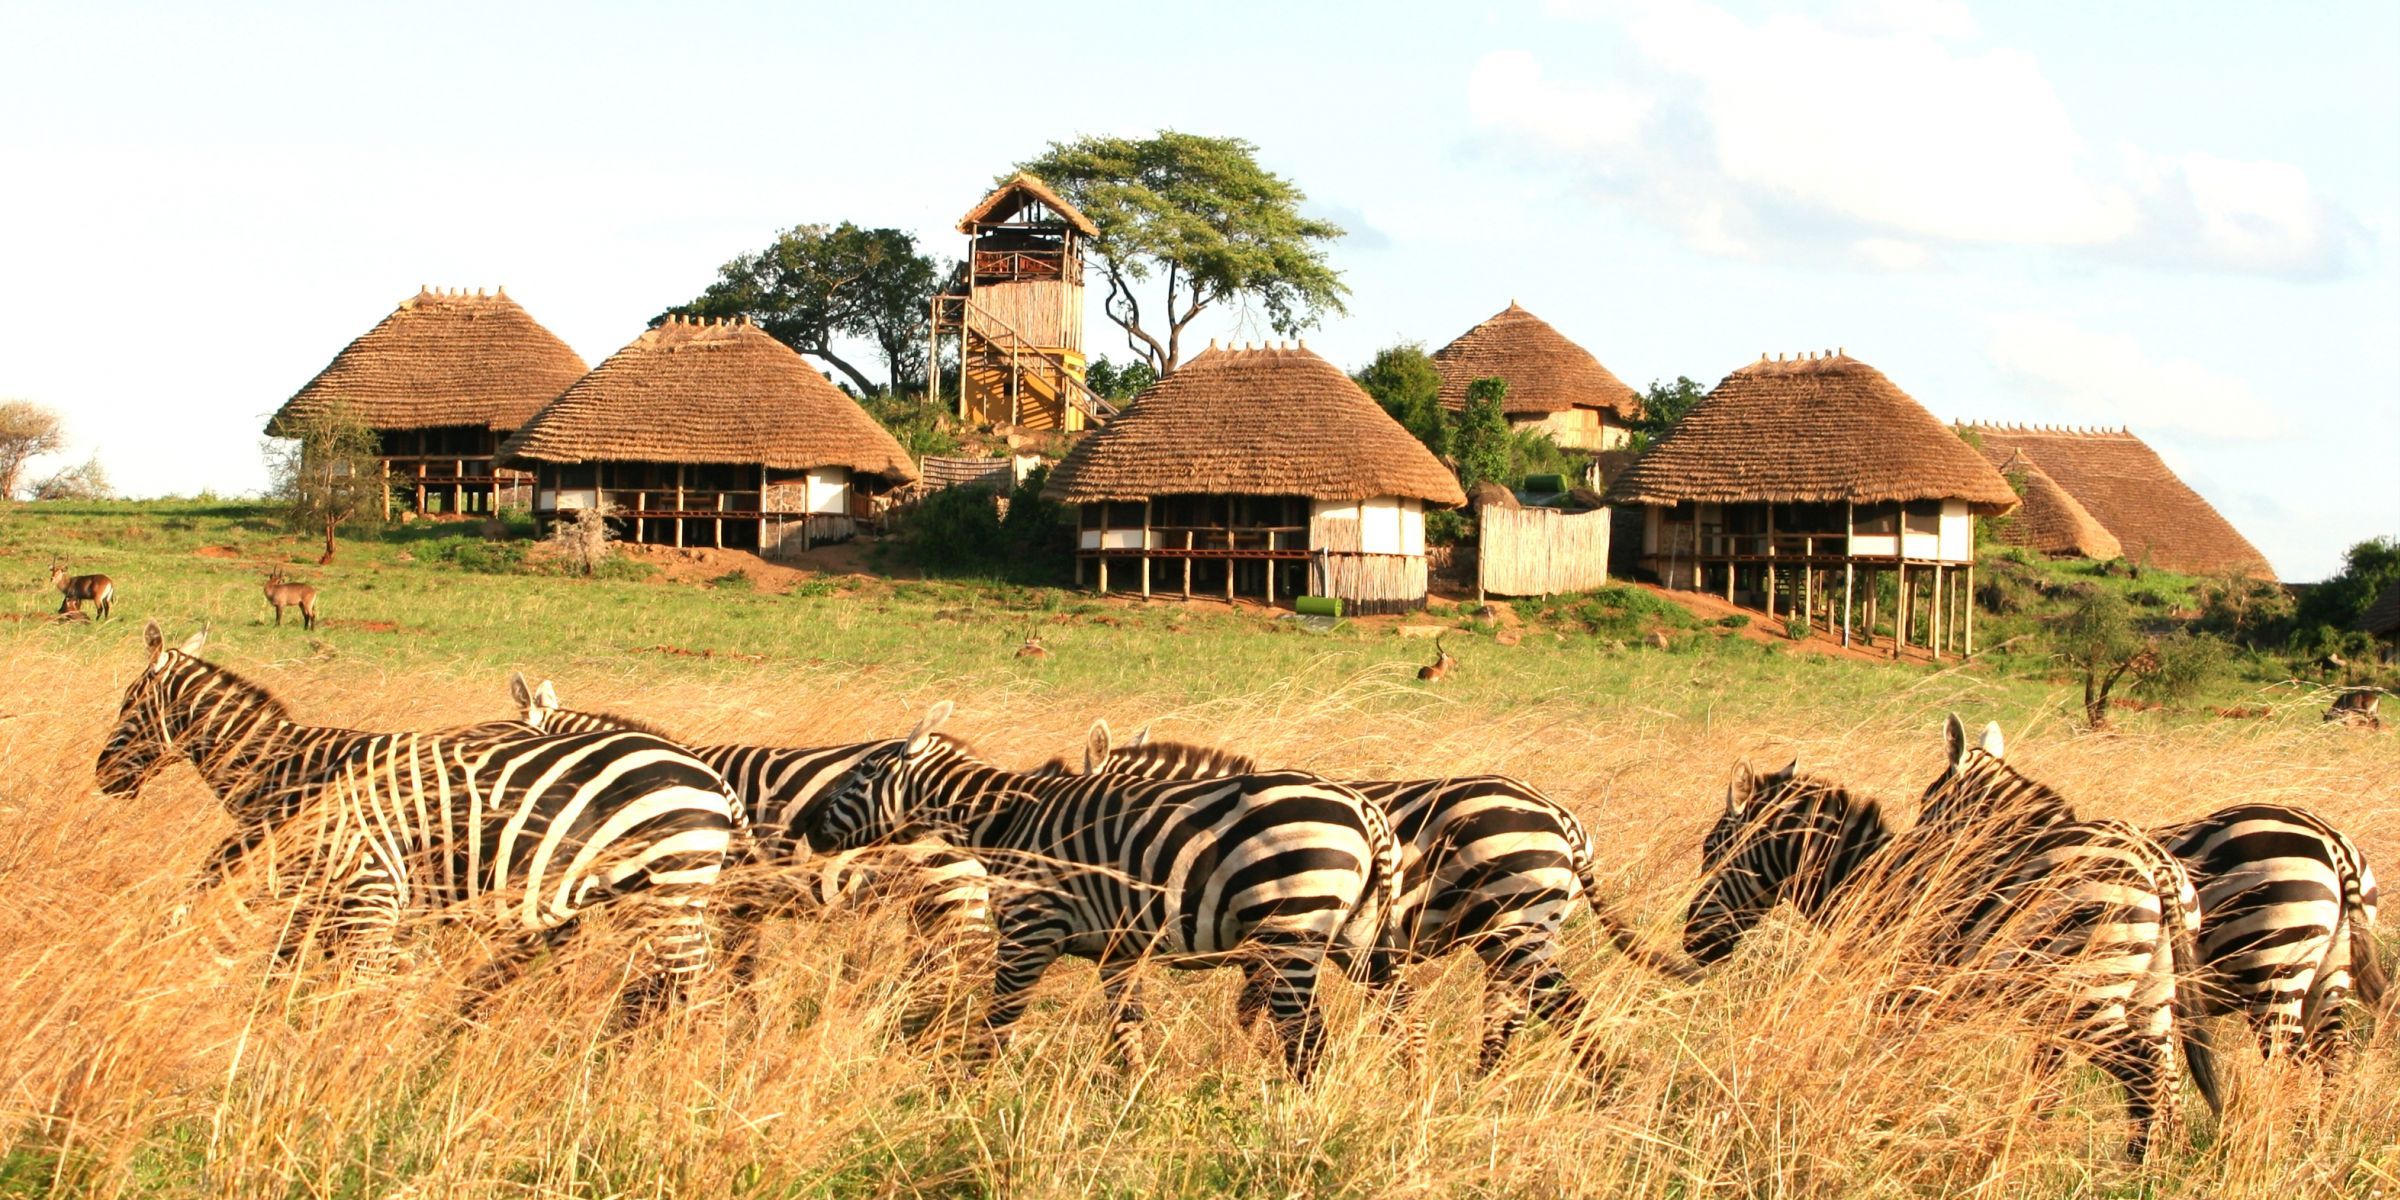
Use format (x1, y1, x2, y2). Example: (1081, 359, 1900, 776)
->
(0, 503, 2392, 1195)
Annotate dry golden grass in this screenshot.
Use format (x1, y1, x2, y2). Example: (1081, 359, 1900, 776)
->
(1, 637, 2394, 1198)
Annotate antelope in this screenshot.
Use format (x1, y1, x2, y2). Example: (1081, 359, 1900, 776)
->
(49, 561, 113, 621)
(263, 569, 318, 631)
(1416, 635, 1456, 682)
(1015, 634, 1049, 659)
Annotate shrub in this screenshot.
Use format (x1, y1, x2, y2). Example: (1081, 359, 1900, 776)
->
(1717, 614, 1751, 629)
(549, 503, 622, 577)
(709, 569, 755, 591)
(433, 538, 529, 575)
(859, 392, 960, 459)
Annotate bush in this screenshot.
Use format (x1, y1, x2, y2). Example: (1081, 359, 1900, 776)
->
(2196, 570, 2294, 647)
(709, 569, 754, 591)
(859, 392, 960, 459)
(902, 486, 1006, 570)
(1717, 614, 1751, 630)
(1522, 585, 1701, 640)
(549, 504, 621, 577)
(1425, 507, 1471, 547)
(432, 538, 529, 575)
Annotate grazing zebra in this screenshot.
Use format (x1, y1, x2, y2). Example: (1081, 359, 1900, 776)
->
(95, 624, 741, 1013)
(508, 677, 996, 1004)
(1924, 716, 2387, 1070)
(1066, 724, 1698, 1073)
(1690, 759, 2220, 1160)
(806, 701, 1400, 1080)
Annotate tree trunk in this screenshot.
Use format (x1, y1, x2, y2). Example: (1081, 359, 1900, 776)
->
(807, 345, 879, 397)
(319, 516, 338, 565)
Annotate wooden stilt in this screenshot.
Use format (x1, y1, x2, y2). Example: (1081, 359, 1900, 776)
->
(1931, 564, 1945, 660)
(1183, 531, 1193, 599)
(1893, 562, 1906, 658)
(1965, 561, 1976, 657)
(1141, 502, 1152, 598)
(1098, 555, 1108, 595)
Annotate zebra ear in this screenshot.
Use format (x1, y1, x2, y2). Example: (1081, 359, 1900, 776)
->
(143, 620, 163, 656)
(1085, 719, 1113, 772)
(1130, 725, 1151, 749)
(1979, 721, 2006, 760)
(509, 671, 531, 707)
(1770, 756, 1798, 783)
(1944, 713, 1970, 770)
(177, 627, 208, 656)
(904, 701, 954, 754)
(1728, 761, 1756, 815)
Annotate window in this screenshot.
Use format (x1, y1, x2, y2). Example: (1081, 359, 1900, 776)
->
(1904, 500, 1941, 535)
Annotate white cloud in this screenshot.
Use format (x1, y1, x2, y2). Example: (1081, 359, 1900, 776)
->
(1473, 0, 2364, 277)
(1983, 314, 2273, 441)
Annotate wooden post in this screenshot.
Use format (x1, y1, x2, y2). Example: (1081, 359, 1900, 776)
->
(1141, 502, 1152, 598)
(1265, 533, 1276, 605)
(1931, 564, 1945, 660)
(1097, 502, 1108, 594)
(1226, 497, 1236, 602)
(1842, 504, 1855, 647)
(1765, 503, 1778, 621)
(1965, 561, 1976, 657)
(1183, 530, 1192, 599)
(1893, 561, 1906, 658)
(673, 465, 686, 548)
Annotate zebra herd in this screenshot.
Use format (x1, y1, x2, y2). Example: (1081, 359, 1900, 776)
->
(96, 623, 2383, 1162)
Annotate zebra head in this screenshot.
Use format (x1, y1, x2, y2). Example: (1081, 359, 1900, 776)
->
(95, 621, 212, 797)
(508, 672, 562, 731)
(1918, 714, 2072, 829)
(1073, 721, 1255, 781)
(806, 701, 959, 853)
(1684, 758, 1802, 964)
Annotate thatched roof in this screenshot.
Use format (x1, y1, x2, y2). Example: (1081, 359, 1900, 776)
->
(1430, 303, 1643, 420)
(959, 172, 1097, 237)
(1988, 450, 2122, 560)
(1605, 352, 2018, 513)
(499, 317, 918, 483)
(1965, 425, 2270, 578)
(2359, 578, 2400, 637)
(268, 287, 587, 436)
(1041, 343, 1465, 507)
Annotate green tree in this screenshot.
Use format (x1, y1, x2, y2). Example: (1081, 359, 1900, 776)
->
(1352, 343, 1450, 458)
(1018, 132, 1347, 375)
(2050, 590, 2226, 728)
(264, 403, 387, 564)
(2291, 536, 2400, 641)
(1086, 356, 1159, 403)
(668, 223, 943, 394)
(1453, 377, 1512, 492)
(1636, 376, 1705, 439)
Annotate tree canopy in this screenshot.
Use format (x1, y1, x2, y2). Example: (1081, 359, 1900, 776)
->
(2294, 535, 2400, 640)
(1018, 132, 1347, 375)
(667, 223, 943, 395)
(1086, 356, 1158, 403)
(0, 400, 65, 499)
(264, 402, 386, 564)
(1453, 377, 1513, 492)
(1352, 343, 1450, 459)
(1636, 376, 1706, 439)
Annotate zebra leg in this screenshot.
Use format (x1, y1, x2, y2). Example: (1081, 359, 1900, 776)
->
(981, 907, 1067, 1061)
(458, 922, 578, 1019)
(1097, 960, 1151, 1074)
(1257, 946, 1331, 1083)
(1233, 961, 1273, 1030)
(1374, 973, 1428, 1071)
(2094, 1031, 2178, 1162)
(326, 859, 406, 979)
(618, 890, 714, 1026)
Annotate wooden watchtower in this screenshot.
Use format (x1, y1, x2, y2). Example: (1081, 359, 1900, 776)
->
(930, 173, 1116, 431)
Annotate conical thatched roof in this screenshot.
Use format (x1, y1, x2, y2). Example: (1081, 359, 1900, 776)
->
(499, 317, 917, 483)
(268, 287, 587, 436)
(2359, 578, 2400, 637)
(1965, 425, 2270, 578)
(1987, 450, 2122, 560)
(1042, 343, 1465, 507)
(1430, 303, 1643, 419)
(959, 172, 1097, 236)
(1606, 353, 2017, 513)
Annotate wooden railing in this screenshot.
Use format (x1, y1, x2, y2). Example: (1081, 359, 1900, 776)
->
(933, 295, 1117, 423)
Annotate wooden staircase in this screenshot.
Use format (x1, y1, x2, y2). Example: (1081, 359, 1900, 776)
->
(935, 295, 1116, 430)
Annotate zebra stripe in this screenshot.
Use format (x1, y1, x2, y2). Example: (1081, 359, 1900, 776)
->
(1692, 760, 2219, 1160)
(513, 686, 993, 996)
(1065, 726, 1696, 1072)
(1925, 716, 2386, 1071)
(97, 626, 739, 1012)
(807, 701, 1398, 1080)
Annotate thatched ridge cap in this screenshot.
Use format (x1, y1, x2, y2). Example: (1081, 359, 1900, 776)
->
(958, 171, 1098, 237)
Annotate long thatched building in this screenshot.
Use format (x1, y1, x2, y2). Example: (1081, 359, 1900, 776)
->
(1430, 303, 1644, 450)
(1043, 342, 1466, 613)
(268, 287, 588, 516)
(1607, 351, 2017, 656)
(500, 316, 917, 555)
(1965, 425, 2272, 578)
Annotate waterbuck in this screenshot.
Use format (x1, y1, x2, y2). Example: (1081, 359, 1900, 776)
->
(49, 561, 113, 621)
(263, 569, 318, 631)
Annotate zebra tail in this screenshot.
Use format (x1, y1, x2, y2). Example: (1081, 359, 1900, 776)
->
(1571, 846, 1700, 982)
(2164, 879, 2223, 1118)
(2350, 918, 2389, 1012)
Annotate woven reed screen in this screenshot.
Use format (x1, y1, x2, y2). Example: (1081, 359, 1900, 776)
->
(1478, 506, 1611, 597)
(1308, 515, 1429, 608)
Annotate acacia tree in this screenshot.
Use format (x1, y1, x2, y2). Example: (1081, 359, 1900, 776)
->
(0, 400, 65, 498)
(264, 403, 387, 564)
(1018, 132, 1347, 375)
(2051, 590, 2225, 728)
(1637, 377, 1705, 439)
(669, 223, 942, 394)
(1353, 343, 1450, 458)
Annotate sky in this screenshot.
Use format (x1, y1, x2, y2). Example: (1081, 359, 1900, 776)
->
(1, 0, 2393, 580)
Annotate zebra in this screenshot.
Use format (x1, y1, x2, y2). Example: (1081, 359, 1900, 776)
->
(1064, 723, 1698, 1073)
(95, 623, 741, 1014)
(1688, 759, 2221, 1160)
(508, 677, 996, 1015)
(1924, 716, 2387, 1071)
(805, 701, 1400, 1080)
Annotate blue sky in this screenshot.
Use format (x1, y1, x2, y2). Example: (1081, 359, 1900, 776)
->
(1, 0, 2392, 579)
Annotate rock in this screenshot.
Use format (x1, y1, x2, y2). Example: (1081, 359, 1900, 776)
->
(1470, 481, 1519, 511)
(1495, 630, 1522, 647)
(1645, 630, 1671, 651)
(1398, 624, 1450, 639)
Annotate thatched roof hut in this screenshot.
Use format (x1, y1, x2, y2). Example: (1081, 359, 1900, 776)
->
(1043, 343, 1464, 507)
(2354, 578, 2400, 640)
(502, 316, 915, 484)
(1608, 353, 2016, 512)
(1965, 425, 2269, 578)
(1988, 449, 2123, 561)
(958, 171, 1097, 236)
(268, 287, 587, 437)
(1430, 304, 1643, 450)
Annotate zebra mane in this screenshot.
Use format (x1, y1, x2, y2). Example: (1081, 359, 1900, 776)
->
(1747, 771, 1894, 833)
(1924, 747, 2079, 828)
(1097, 739, 1258, 779)
(169, 651, 294, 722)
(550, 707, 680, 739)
